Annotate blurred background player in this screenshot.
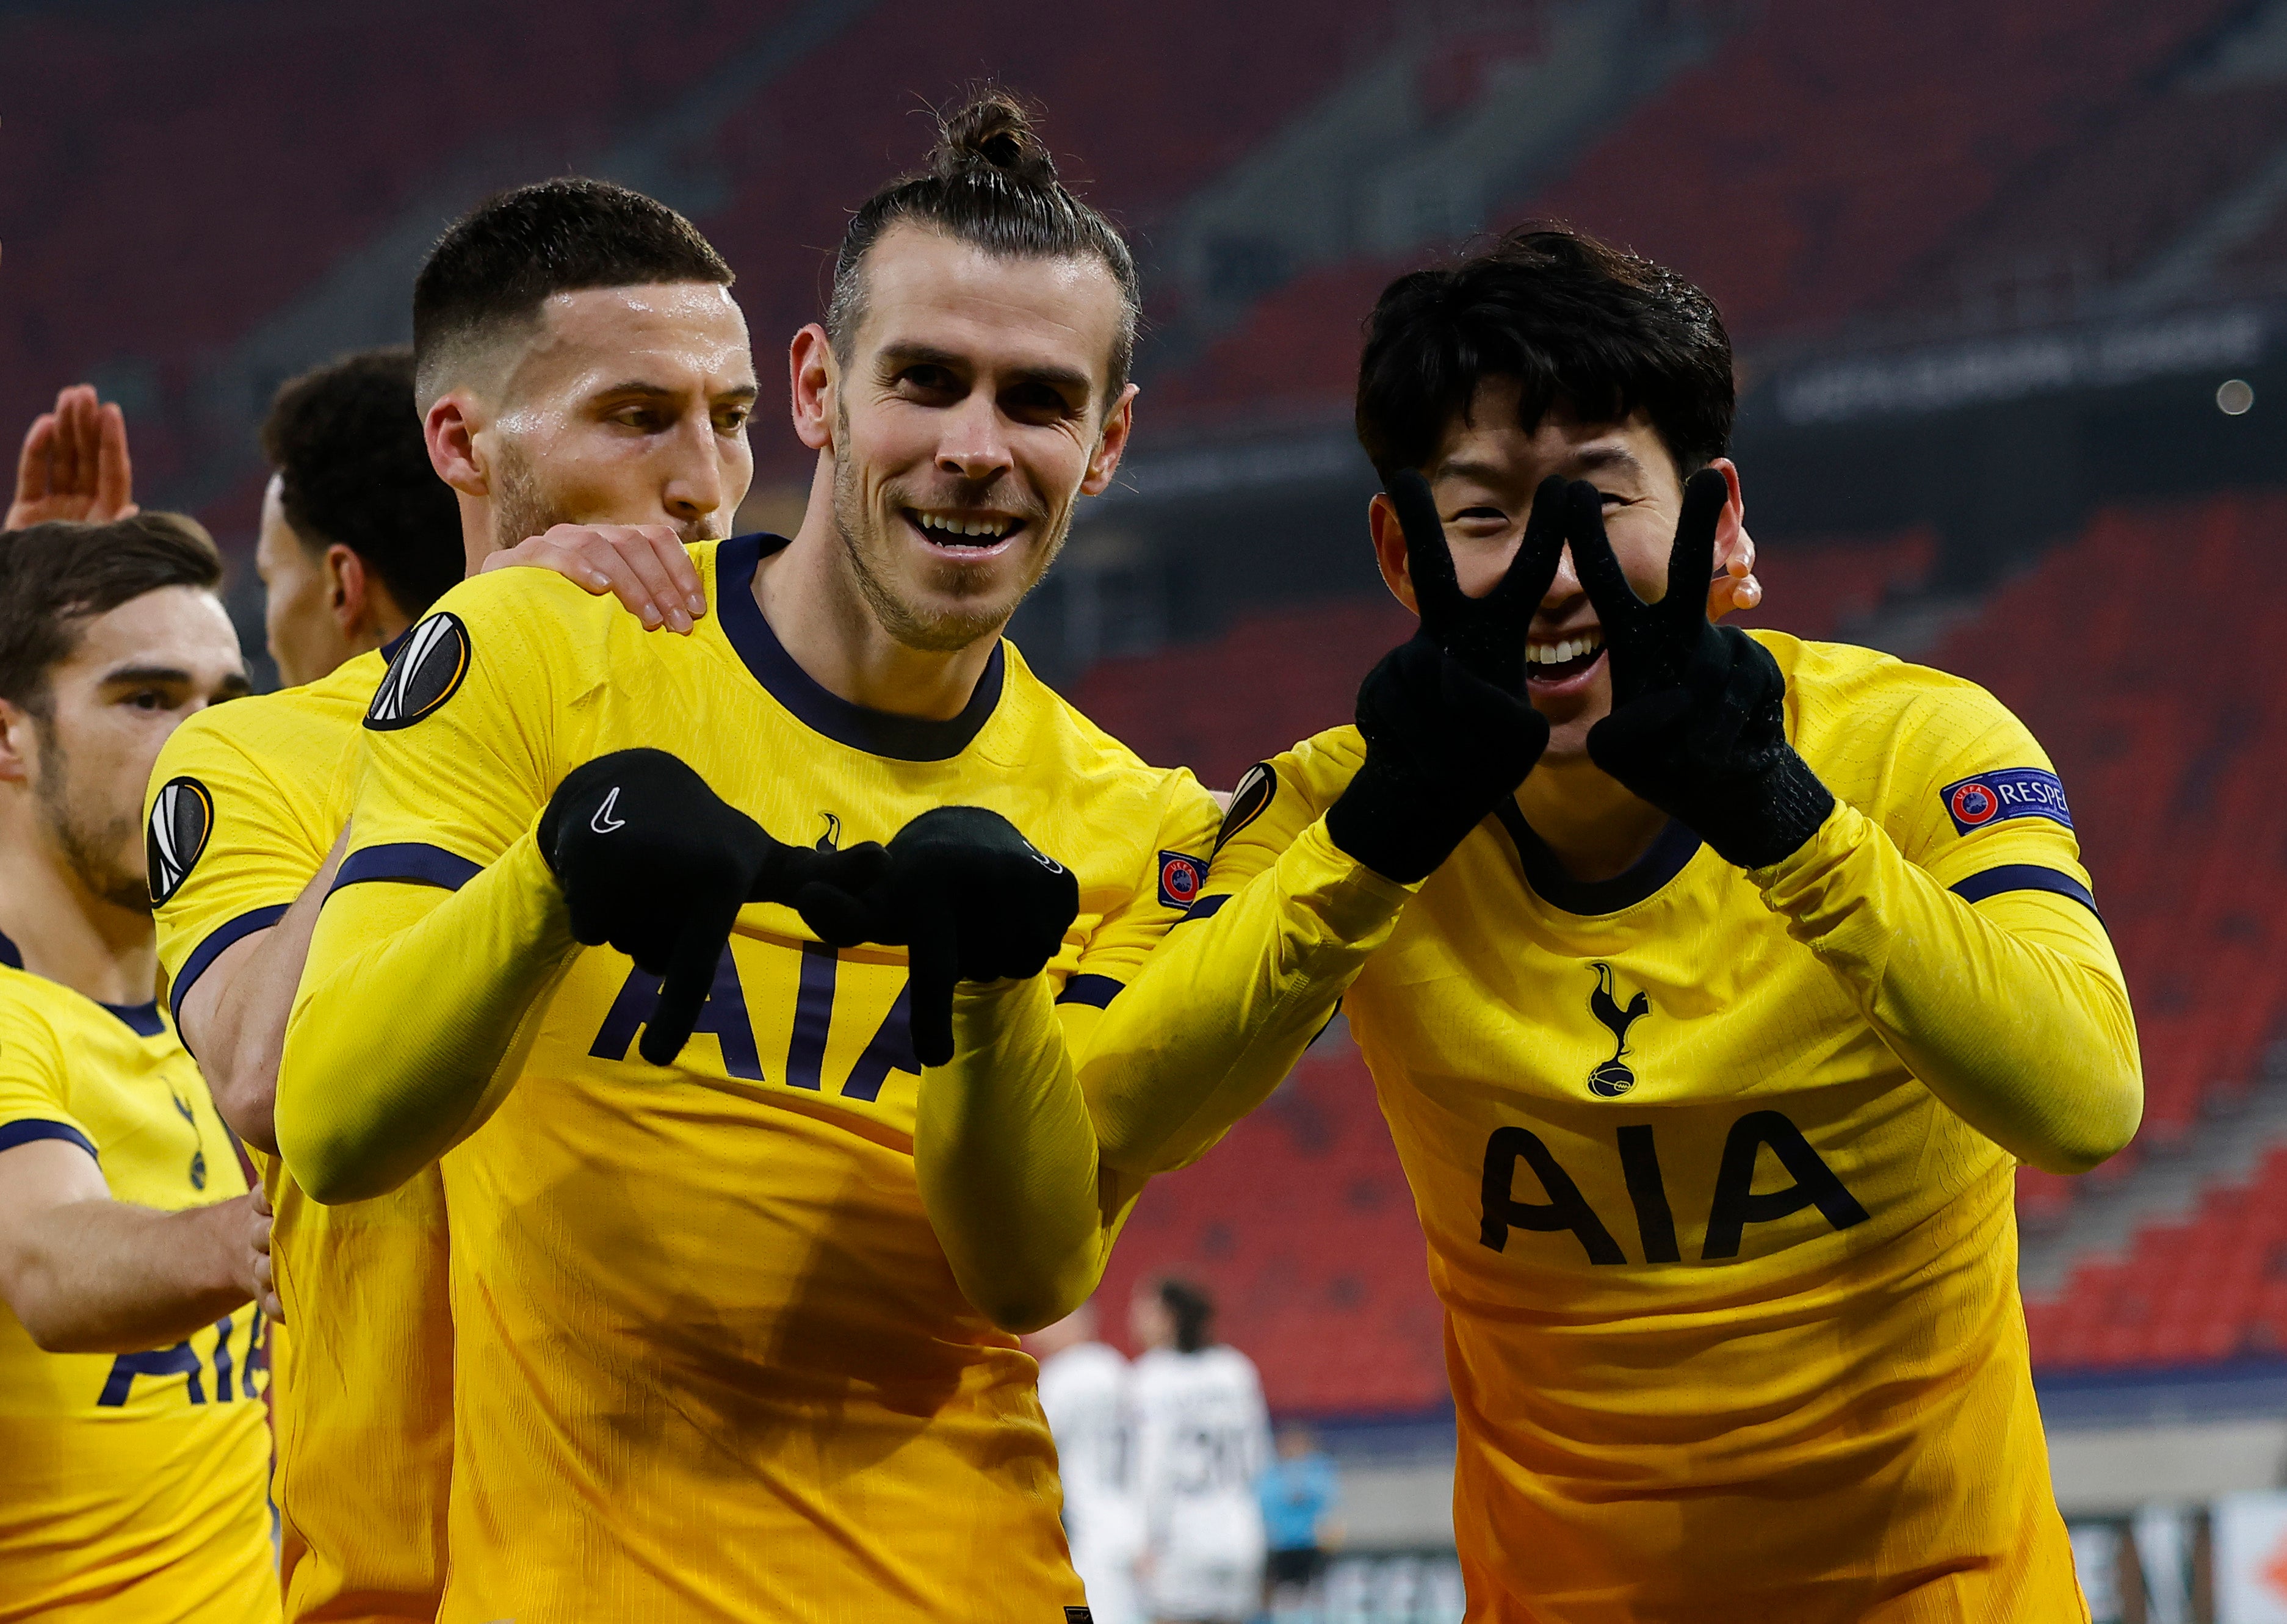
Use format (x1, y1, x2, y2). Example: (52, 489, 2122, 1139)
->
(1130, 1279, 1271, 1624)
(275, 94, 1218, 1619)
(0, 514, 272, 1622)
(253, 348, 461, 688)
(1033, 1296, 1144, 1624)
(148, 189, 746, 1623)
(1258, 1422, 1343, 1619)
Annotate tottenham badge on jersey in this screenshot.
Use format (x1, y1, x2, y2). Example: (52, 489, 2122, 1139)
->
(1158, 850, 1205, 910)
(146, 776, 214, 905)
(1940, 767, 2072, 835)
(366, 611, 471, 731)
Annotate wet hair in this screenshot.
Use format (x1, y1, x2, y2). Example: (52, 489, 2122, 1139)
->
(1355, 224, 1734, 481)
(828, 88, 1141, 403)
(261, 348, 463, 621)
(0, 513, 224, 715)
(1157, 1278, 1216, 1355)
(413, 176, 732, 405)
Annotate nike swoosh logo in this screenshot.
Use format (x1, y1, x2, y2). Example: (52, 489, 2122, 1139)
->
(591, 787, 627, 834)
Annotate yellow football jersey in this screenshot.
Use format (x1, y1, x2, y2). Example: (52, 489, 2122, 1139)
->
(149, 646, 453, 1623)
(1179, 633, 2121, 1623)
(292, 533, 1221, 1622)
(0, 952, 275, 1623)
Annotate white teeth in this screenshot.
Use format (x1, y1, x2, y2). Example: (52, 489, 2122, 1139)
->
(913, 511, 1014, 540)
(1526, 635, 1603, 669)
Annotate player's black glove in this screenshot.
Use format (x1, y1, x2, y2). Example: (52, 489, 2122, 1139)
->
(797, 806, 1080, 1069)
(1573, 469, 1834, 869)
(539, 748, 886, 1066)
(1322, 472, 1568, 884)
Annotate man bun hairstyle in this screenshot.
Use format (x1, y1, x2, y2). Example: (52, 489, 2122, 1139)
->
(828, 88, 1141, 401)
(1157, 1277, 1216, 1355)
(261, 348, 463, 621)
(413, 176, 733, 405)
(1356, 224, 1735, 482)
(0, 513, 224, 714)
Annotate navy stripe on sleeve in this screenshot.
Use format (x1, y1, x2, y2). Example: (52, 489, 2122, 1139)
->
(1055, 974, 1125, 1009)
(0, 1119, 98, 1162)
(1949, 864, 2100, 917)
(1172, 893, 1233, 926)
(170, 903, 291, 1023)
(329, 843, 482, 896)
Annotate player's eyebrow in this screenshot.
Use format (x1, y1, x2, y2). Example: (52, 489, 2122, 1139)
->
(1429, 455, 1511, 486)
(594, 380, 759, 403)
(1570, 444, 1650, 481)
(98, 662, 253, 700)
(879, 341, 1093, 402)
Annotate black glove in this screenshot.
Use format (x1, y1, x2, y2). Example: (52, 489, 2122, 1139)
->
(1321, 472, 1564, 884)
(1573, 469, 1834, 868)
(1387, 467, 1576, 695)
(540, 748, 884, 1065)
(796, 806, 1080, 1069)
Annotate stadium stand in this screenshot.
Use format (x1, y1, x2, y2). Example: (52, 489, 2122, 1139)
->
(0, 0, 781, 488)
(1095, 1036, 1451, 1416)
(1144, 0, 2255, 423)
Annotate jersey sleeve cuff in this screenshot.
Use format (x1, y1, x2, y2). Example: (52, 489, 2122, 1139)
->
(1284, 818, 1420, 939)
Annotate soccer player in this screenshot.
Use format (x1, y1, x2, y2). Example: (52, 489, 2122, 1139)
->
(0, 514, 273, 1621)
(148, 192, 753, 1624)
(1035, 1298, 1144, 1624)
(276, 94, 1220, 1617)
(1129, 1280, 1271, 1624)
(948, 228, 2142, 1622)
(250, 348, 464, 688)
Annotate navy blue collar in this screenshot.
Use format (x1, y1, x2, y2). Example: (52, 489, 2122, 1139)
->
(713, 532, 1006, 762)
(378, 623, 414, 665)
(1495, 802, 1703, 915)
(0, 929, 165, 1036)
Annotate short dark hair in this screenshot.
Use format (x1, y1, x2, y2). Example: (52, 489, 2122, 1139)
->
(829, 88, 1141, 402)
(1355, 225, 1735, 480)
(0, 513, 225, 714)
(1157, 1277, 1216, 1355)
(261, 348, 463, 621)
(412, 176, 732, 404)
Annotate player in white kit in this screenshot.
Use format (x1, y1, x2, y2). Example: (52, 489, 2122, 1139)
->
(1035, 1299, 1145, 1624)
(1129, 1280, 1272, 1624)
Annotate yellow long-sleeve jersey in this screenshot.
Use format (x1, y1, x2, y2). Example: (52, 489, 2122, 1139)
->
(0, 952, 274, 1623)
(277, 534, 1221, 1623)
(1086, 632, 2138, 1623)
(147, 644, 452, 1623)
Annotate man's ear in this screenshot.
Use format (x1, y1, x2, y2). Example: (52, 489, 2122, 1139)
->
(1708, 457, 1747, 572)
(789, 324, 836, 454)
(1078, 383, 1140, 497)
(0, 696, 39, 787)
(325, 544, 371, 639)
(425, 391, 488, 498)
(1367, 492, 1421, 617)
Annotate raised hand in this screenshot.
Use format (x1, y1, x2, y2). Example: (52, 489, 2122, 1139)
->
(539, 749, 885, 1065)
(9, 384, 137, 529)
(797, 806, 1080, 1069)
(1322, 474, 1570, 884)
(483, 523, 710, 634)
(1386, 467, 1575, 693)
(1570, 469, 1833, 868)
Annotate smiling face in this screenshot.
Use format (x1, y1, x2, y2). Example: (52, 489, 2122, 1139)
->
(818, 224, 1136, 654)
(10, 587, 247, 911)
(1371, 379, 1744, 762)
(461, 283, 759, 557)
